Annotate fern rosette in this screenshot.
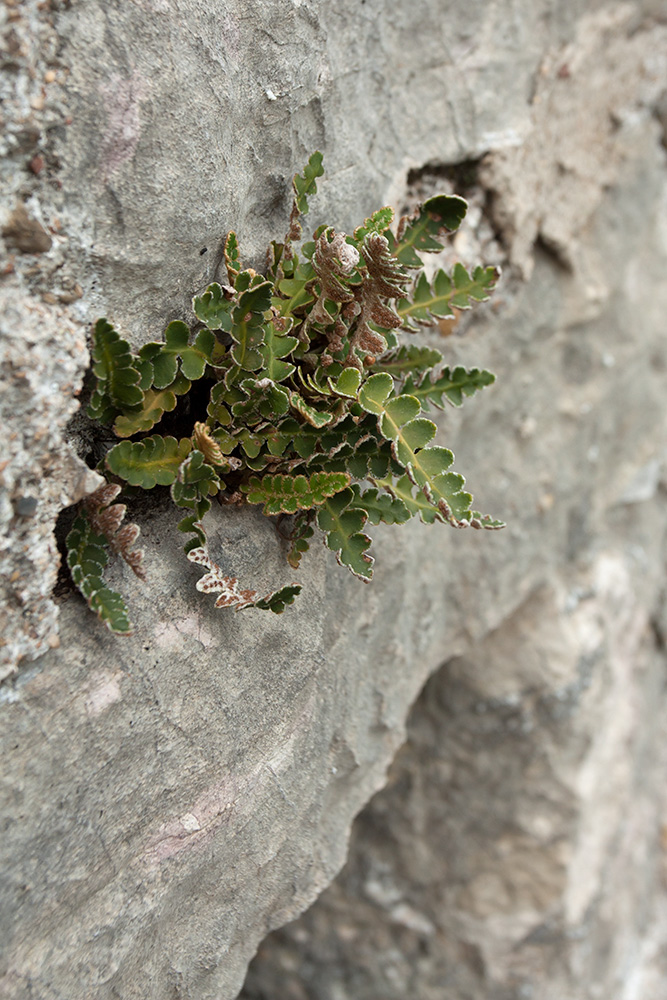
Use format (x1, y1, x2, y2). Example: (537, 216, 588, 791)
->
(74, 151, 503, 627)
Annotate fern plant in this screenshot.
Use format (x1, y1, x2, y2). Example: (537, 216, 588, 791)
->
(69, 152, 503, 633)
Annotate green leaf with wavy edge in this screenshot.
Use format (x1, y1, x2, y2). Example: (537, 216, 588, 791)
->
(258, 321, 298, 382)
(231, 377, 290, 423)
(66, 513, 133, 634)
(87, 318, 144, 422)
(141, 322, 215, 388)
(390, 195, 468, 268)
(286, 513, 315, 569)
(228, 278, 272, 370)
(177, 512, 209, 553)
(263, 417, 322, 459)
(254, 585, 302, 613)
(372, 344, 444, 376)
(403, 365, 496, 410)
(293, 151, 324, 216)
(242, 470, 351, 515)
(398, 264, 500, 329)
(276, 260, 316, 316)
(349, 484, 410, 525)
(312, 430, 396, 481)
(207, 382, 233, 426)
(289, 391, 335, 428)
(106, 435, 191, 488)
(358, 375, 479, 526)
(193, 282, 234, 332)
(328, 367, 362, 398)
(113, 371, 191, 437)
(236, 276, 273, 315)
(357, 372, 394, 414)
(317, 488, 374, 581)
(235, 427, 263, 459)
(171, 450, 221, 508)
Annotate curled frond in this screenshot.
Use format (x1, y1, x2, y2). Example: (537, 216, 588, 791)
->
(187, 547, 301, 613)
(83, 481, 145, 580)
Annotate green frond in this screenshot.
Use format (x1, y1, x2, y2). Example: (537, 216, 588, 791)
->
(391, 194, 468, 267)
(398, 264, 499, 328)
(293, 151, 324, 216)
(113, 371, 191, 437)
(193, 282, 234, 332)
(106, 435, 192, 488)
(224, 231, 241, 284)
(66, 513, 133, 635)
(316, 488, 374, 581)
(87, 318, 144, 422)
(242, 470, 351, 515)
(402, 365, 496, 409)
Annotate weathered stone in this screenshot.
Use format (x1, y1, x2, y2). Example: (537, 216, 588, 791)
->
(240, 9, 667, 996)
(2, 1, 667, 999)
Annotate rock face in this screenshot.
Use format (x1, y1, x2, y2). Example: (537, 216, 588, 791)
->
(2, 2, 667, 999)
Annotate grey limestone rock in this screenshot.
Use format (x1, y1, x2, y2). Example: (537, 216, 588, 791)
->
(2, 1, 667, 999)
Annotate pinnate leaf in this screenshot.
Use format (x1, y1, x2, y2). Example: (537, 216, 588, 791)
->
(293, 151, 324, 216)
(87, 318, 144, 421)
(349, 484, 410, 525)
(229, 277, 272, 370)
(242, 470, 351, 515)
(258, 321, 298, 382)
(106, 435, 191, 488)
(372, 344, 443, 376)
(403, 365, 496, 409)
(224, 231, 241, 284)
(143, 321, 215, 387)
(286, 515, 315, 569)
(193, 282, 234, 332)
(398, 264, 499, 329)
(66, 513, 133, 635)
(317, 488, 374, 581)
(353, 206, 395, 244)
(113, 371, 191, 437)
(392, 195, 468, 267)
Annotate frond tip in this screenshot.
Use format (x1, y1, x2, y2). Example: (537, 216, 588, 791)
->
(66, 512, 133, 635)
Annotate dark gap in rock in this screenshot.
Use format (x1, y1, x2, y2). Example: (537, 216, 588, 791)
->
(534, 233, 572, 273)
(406, 156, 482, 194)
(52, 503, 80, 599)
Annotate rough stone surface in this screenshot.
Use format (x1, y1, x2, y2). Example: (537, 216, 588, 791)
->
(2, 1, 667, 999)
(0, 0, 103, 678)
